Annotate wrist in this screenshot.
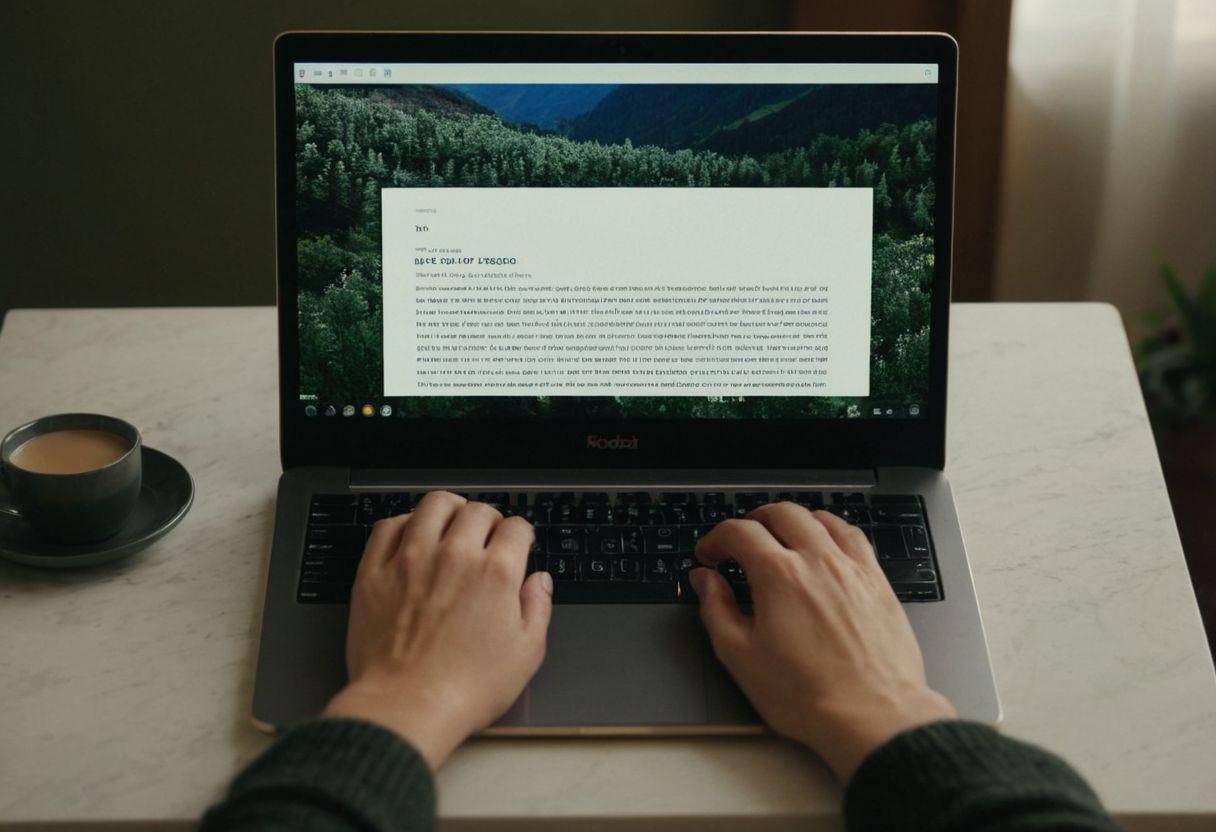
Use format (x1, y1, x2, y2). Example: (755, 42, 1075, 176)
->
(323, 677, 475, 772)
(805, 688, 957, 782)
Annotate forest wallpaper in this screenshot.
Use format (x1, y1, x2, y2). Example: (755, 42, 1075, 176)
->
(295, 81, 937, 418)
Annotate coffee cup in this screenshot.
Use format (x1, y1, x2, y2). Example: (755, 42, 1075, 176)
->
(0, 414, 142, 544)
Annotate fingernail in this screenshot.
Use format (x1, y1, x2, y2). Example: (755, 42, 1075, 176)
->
(540, 571, 554, 595)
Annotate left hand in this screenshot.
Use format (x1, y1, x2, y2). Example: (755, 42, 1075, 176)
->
(323, 491, 553, 770)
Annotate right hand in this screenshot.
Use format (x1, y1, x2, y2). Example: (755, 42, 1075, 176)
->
(690, 503, 957, 781)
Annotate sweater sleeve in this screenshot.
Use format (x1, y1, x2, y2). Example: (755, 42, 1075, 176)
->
(843, 720, 1122, 832)
(200, 718, 436, 832)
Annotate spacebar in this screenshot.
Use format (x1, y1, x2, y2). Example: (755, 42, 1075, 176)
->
(553, 582, 679, 604)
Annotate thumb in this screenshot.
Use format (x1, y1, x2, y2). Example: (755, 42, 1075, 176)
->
(520, 570, 554, 645)
(689, 567, 749, 658)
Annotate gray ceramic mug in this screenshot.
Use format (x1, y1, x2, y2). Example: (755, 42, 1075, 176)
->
(0, 414, 142, 544)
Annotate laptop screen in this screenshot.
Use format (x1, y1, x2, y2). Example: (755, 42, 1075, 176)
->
(291, 61, 939, 423)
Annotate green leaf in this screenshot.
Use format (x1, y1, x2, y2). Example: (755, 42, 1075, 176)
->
(1197, 261, 1216, 318)
(1161, 264, 1200, 337)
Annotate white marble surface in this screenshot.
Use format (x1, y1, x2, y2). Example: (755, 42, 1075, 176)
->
(0, 304, 1213, 830)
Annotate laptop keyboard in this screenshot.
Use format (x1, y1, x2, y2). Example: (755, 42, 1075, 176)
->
(298, 491, 942, 605)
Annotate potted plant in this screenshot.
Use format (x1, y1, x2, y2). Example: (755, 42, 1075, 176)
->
(1138, 262, 1216, 466)
(1137, 261, 1216, 643)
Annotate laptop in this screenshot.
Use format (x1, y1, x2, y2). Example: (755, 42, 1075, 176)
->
(252, 31, 1000, 732)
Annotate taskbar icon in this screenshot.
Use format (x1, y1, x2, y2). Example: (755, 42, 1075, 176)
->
(869, 403, 923, 418)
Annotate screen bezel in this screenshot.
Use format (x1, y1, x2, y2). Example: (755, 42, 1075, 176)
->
(274, 31, 957, 471)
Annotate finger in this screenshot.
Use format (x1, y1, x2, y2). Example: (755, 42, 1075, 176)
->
(813, 510, 881, 569)
(519, 570, 554, 657)
(746, 502, 840, 558)
(695, 517, 788, 579)
(485, 515, 536, 587)
(444, 500, 503, 558)
(396, 492, 466, 600)
(688, 568, 749, 657)
(362, 513, 411, 571)
(401, 490, 467, 548)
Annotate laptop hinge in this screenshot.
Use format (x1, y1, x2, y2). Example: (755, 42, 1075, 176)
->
(348, 468, 878, 491)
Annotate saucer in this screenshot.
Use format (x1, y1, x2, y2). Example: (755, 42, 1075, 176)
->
(0, 446, 194, 569)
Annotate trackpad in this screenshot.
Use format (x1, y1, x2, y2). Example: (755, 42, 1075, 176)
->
(523, 605, 709, 727)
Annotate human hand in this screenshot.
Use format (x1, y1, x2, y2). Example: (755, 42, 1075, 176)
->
(323, 491, 552, 771)
(690, 503, 956, 781)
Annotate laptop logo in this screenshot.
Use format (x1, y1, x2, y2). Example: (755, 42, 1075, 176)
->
(586, 435, 639, 450)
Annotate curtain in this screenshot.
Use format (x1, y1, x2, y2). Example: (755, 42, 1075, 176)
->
(994, 0, 1216, 327)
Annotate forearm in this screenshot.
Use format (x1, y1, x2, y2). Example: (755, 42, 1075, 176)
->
(201, 719, 436, 832)
(844, 721, 1121, 832)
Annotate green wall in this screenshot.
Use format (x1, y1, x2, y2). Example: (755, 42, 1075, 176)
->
(0, 1, 785, 318)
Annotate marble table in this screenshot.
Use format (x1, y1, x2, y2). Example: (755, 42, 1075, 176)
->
(0, 305, 1213, 831)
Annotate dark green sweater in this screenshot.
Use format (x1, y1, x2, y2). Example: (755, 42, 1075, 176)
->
(201, 719, 1120, 831)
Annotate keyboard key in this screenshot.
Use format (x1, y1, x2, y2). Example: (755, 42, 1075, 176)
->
(621, 528, 644, 554)
(871, 504, 924, 524)
(700, 503, 732, 523)
(298, 581, 350, 604)
(621, 503, 653, 524)
(904, 526, 931, 557)
(590, 528, 624, 555)
(605, 505, 630, 524)
(611, 557, 643, 581)
(547, 527, 585, 555)
(616, 491, 650, 505)
(583, 557, 610, 580)
(535, 492, 575, 509)
(870, 494, 920, 504)
(644, 526, 680, 553)
(672, 554, 698, 574)
(308, 505, 356, 525)
(827, 504, 870, 525)
(355, 494, 383, 522)
(702, 492, 726, 504)
(476, 492, 511, 506)
(872, 526, 909, 559)
(306, 524, 366, 547)
(546, 554, 579, 580)
(305, 540, 363, 558)
(679, 525, 713, 551)
(660, 492, 694, 505)
(831, 492, 868, 504)
(578, 504, 610, 524)
(795, 491, 826, 507)
(645, 555, 676, 581)
(382, 493, 411, 517)
(311, 494, 356, 506)
(734, 492, 770, 511)
(311, 557, 359, 583)
(881, 561, 937, 584)
(661, 504, 694, 524)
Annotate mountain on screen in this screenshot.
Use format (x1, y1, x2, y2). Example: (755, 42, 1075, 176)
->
(449, 84, 617, 128)
(566, 84, 936, 154)
(338, 84, 491, 118)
